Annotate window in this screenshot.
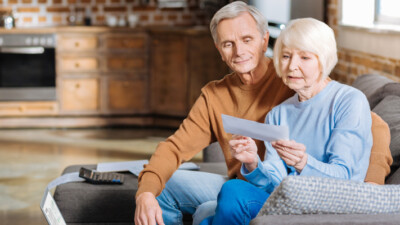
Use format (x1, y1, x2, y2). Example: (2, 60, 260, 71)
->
(341, 0, 400, 28)
(375, 0, 400, 25)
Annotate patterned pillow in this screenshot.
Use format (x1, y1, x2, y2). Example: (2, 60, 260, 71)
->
(258, 176, 400, 216)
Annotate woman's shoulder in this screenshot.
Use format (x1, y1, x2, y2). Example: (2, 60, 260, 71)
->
(331, 81, 367, 100)
(330, 81, 371, 114)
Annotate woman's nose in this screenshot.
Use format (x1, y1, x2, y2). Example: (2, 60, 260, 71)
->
(288, 57, 299, 70)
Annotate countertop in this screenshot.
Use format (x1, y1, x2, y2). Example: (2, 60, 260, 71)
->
(0, 25, 210, 35)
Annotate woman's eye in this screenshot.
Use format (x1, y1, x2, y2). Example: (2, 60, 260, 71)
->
(302, 56, 310, 60)
(282, 55, 290, 59)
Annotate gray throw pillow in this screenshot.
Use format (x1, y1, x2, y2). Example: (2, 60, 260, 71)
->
(372, 95, 400, 170)
(352, 74, 393, 106)
(369, 83, 400, 109)
(258, 176, 400, 216)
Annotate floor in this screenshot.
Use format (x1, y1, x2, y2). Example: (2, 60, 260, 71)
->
(0, 127, 201, 225)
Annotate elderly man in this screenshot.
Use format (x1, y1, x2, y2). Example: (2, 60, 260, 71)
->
(135, 2, 392, 225)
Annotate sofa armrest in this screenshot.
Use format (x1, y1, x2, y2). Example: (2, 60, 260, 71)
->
(386, 166, 400, 184)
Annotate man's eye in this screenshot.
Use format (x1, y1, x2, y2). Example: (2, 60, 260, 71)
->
(244, 38, 251, 43)
(282, 55, 290, 59)
(224, 42, 232, 48)
(302, 56, 310, 60)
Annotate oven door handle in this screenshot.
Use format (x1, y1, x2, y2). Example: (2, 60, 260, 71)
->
(0, 47, 45, 54)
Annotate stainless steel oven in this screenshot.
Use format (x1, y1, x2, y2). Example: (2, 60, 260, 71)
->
(0, 33, 56, 101)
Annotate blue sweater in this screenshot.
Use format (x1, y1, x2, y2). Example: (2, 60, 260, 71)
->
(241, 81, 372, 193)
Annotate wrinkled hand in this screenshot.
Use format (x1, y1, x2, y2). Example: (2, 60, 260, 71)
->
(135, 192, 164, 225)
(229, 135, 258, 172)
(271, 140, 308, 173)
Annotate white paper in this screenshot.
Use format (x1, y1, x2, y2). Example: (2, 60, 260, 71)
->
(97, 160, 200, 176)
(222, 114, 289, 142)
(41, 192, 67, 225)
(97, 160, 148, 176)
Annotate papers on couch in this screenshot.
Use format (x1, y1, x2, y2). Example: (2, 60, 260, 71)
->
(221, 114, 289, 142)
(97, 160, 200, 177)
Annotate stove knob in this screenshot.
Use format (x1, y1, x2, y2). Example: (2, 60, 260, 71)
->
(47, 37, 53, 46)
(33, 37, 39, 45)
(40, 37, 46, 46)
(25, 37, 32, 45)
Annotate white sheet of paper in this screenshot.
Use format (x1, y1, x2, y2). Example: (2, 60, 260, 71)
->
(97, 160, 200, 176)
(222, 114, 289, 142)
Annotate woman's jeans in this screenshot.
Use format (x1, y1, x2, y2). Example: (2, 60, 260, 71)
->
(199, 179, 270, 225)
(156, 170, 227, 225)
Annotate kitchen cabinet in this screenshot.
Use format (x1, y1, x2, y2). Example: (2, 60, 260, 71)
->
(59, 77, 100, 113)
(0, 26, 228, 128)
(150, 28, 229, 117)
(0, 101, 58, 116)
(57, 29, 149, 115)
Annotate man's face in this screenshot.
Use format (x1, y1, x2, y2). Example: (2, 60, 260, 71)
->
(215, 13, 269, 75)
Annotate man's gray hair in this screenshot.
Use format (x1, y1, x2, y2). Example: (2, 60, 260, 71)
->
(210, 1, 269, 43)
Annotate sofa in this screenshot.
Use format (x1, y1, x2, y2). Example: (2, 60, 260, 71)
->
(53, 74, 400, 224)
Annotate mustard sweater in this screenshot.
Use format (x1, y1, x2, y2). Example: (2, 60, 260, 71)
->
(137, 59, 392, 197)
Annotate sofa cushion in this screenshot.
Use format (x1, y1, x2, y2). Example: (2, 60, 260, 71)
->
(369, 83, 400, 109)
(250, 214, 400, 225)
(258, 176, 400, 216)
(372, 95, 400, 170)
(351, 74, 393, 106)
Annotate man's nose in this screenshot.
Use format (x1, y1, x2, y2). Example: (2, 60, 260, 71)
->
(234, 42, 245, 56)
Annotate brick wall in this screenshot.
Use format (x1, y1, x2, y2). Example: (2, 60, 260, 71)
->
(0, 0, 208, 27)
(327, 0, 400, 84)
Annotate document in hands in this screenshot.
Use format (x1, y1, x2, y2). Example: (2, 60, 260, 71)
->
(221, 114, 289, 142)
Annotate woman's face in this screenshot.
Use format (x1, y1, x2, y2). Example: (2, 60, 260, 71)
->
(279, 46, 322, 93)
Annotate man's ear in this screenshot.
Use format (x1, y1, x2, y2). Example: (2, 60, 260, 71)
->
(215, 42, 226, 62)
(262, 31, 270, 53)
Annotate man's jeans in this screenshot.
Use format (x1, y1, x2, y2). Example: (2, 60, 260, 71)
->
(156, 170, 227, 225)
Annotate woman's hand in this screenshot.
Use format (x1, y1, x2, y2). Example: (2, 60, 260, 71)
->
(229, 135, 258, 172)
(271, 140, 308, 173)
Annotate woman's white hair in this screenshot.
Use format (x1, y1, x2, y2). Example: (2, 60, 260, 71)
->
(273, 18, 338, 79)
(209, 1, 268, 43)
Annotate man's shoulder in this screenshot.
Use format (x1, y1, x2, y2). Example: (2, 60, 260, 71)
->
(202, 72, 236, 92)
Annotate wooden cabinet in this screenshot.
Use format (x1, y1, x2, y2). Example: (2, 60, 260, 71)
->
(60, 77, 100, 112)
(105, 76, 147, 112)
(57, 29, 149, 115)
(151, 33, 188, 116)
(150, 29, 229, 116)
(0, 27, 228, 128)
(0, 102, 58, 116)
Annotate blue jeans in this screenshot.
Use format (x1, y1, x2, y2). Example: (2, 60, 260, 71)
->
(199, 179, 270, 225)
(156, 170, 227, 225)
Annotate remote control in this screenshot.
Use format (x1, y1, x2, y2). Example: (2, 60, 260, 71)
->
(79, 167, 124, 184)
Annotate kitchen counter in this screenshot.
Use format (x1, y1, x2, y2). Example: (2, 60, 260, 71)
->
(0, 25, 210, 34)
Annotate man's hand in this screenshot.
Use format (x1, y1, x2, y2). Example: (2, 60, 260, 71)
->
(135, 192, 164, 225)
(229, 135, 258, 172)
(271, 140, 308, 173)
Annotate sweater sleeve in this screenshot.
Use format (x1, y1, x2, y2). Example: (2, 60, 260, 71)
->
(300, 92, 372, 181)
(364, 112, 392, 184)
(136, 90, 214, 198)
(241, 142, 288, 193)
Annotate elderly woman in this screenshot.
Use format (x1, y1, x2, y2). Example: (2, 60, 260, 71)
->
(200, 18, 372, 225)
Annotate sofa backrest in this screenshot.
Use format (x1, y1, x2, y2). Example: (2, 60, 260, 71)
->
(352, 74, 400, 180)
